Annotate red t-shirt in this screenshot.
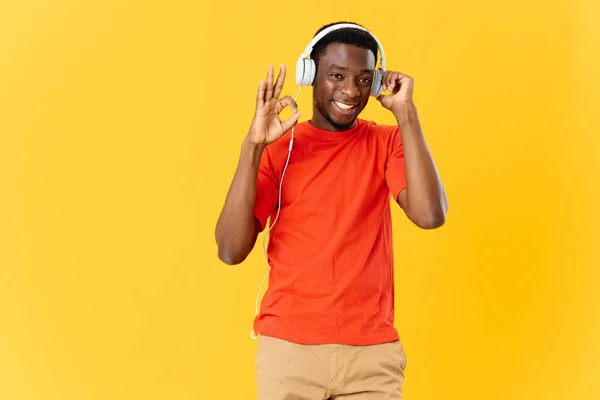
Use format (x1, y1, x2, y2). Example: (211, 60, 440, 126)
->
(253, 118, 407, 345)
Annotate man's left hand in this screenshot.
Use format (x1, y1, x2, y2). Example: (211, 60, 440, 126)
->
(376, 70, 414, 111)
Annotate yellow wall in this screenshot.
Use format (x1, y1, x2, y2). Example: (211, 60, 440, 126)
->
(1, 0, 598, 399)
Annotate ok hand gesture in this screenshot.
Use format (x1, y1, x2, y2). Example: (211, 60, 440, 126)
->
(247, 64, 301, 146)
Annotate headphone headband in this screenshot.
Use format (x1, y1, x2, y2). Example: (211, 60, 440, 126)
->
(299, 23, 386, 70)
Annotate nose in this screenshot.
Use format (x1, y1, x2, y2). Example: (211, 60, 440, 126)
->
(340, 79, 360, 99)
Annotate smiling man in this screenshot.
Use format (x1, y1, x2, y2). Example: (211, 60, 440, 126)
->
(215, 22, 448, 399)
(313, 44, 373, 131)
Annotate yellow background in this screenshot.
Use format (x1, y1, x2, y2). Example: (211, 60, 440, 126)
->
(1, 0, 598, 399)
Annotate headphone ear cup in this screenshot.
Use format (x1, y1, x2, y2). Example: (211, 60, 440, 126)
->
(306, 59, 316, 85)
(295, 58, 305, 86)
(371, 70, 384, 97)
(296, 58, 316, 86)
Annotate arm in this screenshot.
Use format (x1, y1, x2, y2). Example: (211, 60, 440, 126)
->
(379, 71, 448, 229)
(394, 102, 448, 229)
(214, 141, 266, 265)
(215, 64, 300, 264)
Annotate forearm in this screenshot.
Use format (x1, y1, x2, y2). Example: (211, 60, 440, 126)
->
(215, 139, 265, 264)
(394, 102, 447, 228)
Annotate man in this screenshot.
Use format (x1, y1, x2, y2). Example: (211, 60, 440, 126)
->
(215, 22, 448, 399)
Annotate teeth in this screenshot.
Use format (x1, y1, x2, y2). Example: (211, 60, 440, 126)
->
(335, 101, 354, 110)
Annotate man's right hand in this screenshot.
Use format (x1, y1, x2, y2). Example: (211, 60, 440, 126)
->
(247, 64, 301, 146)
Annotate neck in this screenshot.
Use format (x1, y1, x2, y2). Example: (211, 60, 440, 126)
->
(310, 107, 356, 132)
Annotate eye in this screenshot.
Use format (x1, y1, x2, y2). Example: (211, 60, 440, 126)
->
(359, 77, 372, 85)
(330, 73, 343, 79)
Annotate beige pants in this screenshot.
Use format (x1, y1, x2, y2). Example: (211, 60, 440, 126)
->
(255, 335, 407, 400)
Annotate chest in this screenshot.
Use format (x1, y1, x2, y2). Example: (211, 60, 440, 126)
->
(272, 135, 388, 209)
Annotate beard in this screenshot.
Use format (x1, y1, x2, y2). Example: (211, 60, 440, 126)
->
(323, 107, 356, 131)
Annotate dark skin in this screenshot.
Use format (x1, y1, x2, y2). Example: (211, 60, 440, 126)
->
(214, 43, 447, 265)
(311, 43, 374, 131)
(214, 64, 300, 265)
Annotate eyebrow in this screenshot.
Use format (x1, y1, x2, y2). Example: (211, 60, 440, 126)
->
(330, 64, 373, 73)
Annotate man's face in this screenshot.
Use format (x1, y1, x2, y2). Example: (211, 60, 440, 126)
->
(312, 43, 376, 131)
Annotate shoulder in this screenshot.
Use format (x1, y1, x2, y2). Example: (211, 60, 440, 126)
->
(355, 119, 403, 160)
(357, 119, 399, 146)
(358, 119, 398, 135)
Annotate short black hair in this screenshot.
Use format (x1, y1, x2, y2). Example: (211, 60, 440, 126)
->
(309, 21, 379, 68)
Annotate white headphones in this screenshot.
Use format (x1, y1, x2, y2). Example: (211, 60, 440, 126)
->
(295, 23, 387, 97)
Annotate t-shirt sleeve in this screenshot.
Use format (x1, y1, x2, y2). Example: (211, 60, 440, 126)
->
(385, 126, 407, 201)
(254, 147, 278, 231)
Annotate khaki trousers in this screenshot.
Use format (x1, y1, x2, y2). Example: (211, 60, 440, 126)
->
(255, 335, 407, 400)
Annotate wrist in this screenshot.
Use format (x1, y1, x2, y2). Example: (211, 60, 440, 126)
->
(392, 101, 418, 126)
(241, 137, 266, 162)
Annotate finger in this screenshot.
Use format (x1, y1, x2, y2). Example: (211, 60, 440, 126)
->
(400, 74, 413, 88)
(278, 95, 299, 114)
(393, 73, 409, 92)
(400, 75, 414, 96)
(281, 111, 301, 133)
(388, 72, 400, 91)
(382, 72, 391, 90)
(256, 79, 266, 109)
(265, 65, 274, 102)
(381, 71, 391, 90)
(383, 71, 395, 91)
(381, 72, 387, 91)
(273, 64, 286, 99)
